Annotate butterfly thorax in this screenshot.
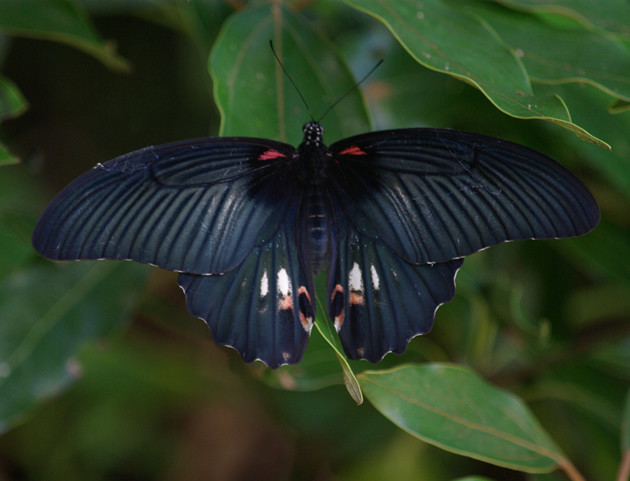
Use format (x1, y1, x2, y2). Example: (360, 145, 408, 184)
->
(296, 122, 330, 185)
(296, 122, 332, 274)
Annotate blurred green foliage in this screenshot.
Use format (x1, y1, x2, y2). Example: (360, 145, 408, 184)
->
(1, 1, 629, 480)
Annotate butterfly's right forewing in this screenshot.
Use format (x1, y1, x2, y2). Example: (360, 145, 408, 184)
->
(329, 129, 600, 265)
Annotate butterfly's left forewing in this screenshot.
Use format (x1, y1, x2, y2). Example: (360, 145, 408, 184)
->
(177, 204, 315, 368)
(32, 137, 298, 274)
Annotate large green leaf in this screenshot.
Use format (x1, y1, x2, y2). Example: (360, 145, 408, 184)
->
(343, 0, 606, 146)
(496, 0, 630, 40)
(209, 2, 370, 144)
(0, 0, 129, 71)
(360, 364, 569, 472)
(0, 261, 146, 433)
(469, 3, 630, 101)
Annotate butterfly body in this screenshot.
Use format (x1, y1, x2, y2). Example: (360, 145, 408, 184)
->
(33, 121, 599, 368)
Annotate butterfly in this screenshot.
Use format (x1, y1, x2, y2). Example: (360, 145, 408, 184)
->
(32, 121, 600, 368)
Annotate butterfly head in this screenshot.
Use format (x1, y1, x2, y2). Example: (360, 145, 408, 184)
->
(303, 121, 324, 147)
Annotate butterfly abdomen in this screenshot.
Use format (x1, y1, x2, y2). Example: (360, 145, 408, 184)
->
(301, 187, 330, 274)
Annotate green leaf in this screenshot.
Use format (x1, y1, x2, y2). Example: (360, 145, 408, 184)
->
(0, 75, 28, 122)
(495, 0, 630, 40)
(0, 0, 129, 71)
(610, 98, 630, 113)
(0, 261, 147, 433)
(343, 0, 606, 146)
(313, 273, 363, 404)
(0, 76, 28, 165)
(359, 363, 566, 472)
(313, 312, 363, 405)
(209, 2, 370, 144)
(470, 3, 630, 102)
(0, 144, 19, 166)
(261, 314, 353, 393)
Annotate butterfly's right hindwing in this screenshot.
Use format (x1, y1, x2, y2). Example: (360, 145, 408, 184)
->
(328, 219, 462, 362)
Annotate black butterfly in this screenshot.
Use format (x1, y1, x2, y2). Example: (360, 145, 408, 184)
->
(32, 121, 600, 368)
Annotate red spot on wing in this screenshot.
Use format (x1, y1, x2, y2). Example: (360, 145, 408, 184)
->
(339, 145, 367, 156)
(258, 149, 287, 161)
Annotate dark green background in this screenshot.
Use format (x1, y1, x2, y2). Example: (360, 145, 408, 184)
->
(1, 1, 629, 480)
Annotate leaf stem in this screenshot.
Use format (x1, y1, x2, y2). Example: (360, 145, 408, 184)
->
(559, 458, 587, 481)
(617, 449, 630, 481)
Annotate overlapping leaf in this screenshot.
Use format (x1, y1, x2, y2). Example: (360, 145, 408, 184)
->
(209, 2, 370, 144)
(0, 0, 128, 71)
(467, 4, 630, 102)
(496, 0, 630, 39)
(360, 364, 568, 472)
(342, 0, 617, 147)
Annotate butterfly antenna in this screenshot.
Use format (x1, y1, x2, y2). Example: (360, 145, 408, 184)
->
(269, 40, 315, 121)
(317, 58, 384, 123)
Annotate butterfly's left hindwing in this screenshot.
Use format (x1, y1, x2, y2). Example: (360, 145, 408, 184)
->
(177, 205, 314, 368)
(328, 220, 462, 362)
